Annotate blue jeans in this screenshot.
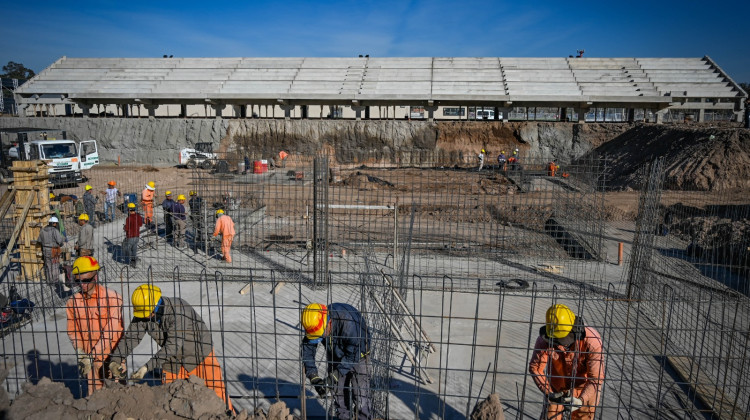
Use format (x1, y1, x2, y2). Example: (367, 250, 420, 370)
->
(104, 201, 116, 222)
(122, 237, 139, 264)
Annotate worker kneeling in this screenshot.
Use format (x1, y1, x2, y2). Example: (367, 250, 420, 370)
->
(302, 303, 372, 420)
(528, 304, 604, 420)
(108, 284, 233, 411)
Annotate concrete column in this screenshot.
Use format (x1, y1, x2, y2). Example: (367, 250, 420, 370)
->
(211, 103, 223, 119)
(180, 104, 187, 118)
(425, 106, 438, 122)
(352, 106, 365, 121)
(281, 104, 295, 120)
(698, 108, 705, 122)
(301, 105, 308, 119)
(560, 107, 568, 122)
(576, 108, 587, 123)
(364, 106, 370, 119)
(493, 107, 500, 121)
(121, 104, 129, 117)
(80, 104, 91, 118)
(144, 104, 158, 119)
(627, 108, 635, 122)
(655, 109, 665, 124)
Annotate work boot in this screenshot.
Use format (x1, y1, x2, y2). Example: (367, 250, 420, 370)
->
(130, 259, 137, 269)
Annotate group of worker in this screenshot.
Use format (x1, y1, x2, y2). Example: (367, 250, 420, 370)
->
(141, 182, 235, 262)
(60, 246, 600, 420)
(478, 148, 521, 171)
(65, 256, 233, 411)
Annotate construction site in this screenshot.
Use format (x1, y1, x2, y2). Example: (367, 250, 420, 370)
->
(0, 56, 748, 419)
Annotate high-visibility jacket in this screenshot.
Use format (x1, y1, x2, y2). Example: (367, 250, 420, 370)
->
(213, 214, 235, 237)
(66, 284, 124, 362)
(528, 325, 604, 404)
(141, 188, 154, 205)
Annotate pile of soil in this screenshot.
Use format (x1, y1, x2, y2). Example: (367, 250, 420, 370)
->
(4, 375, 294, 420)
(470, 393, 505, 420)
(341, 172, 397, 190)
(587, 125, 750, 191)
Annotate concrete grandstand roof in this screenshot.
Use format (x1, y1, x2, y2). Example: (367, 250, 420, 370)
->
(14, 56, 747, 108)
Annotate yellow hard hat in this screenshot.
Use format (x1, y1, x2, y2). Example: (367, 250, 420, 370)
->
(78, 213, 89, 221)
(146, 181, 155, 190)
(545, 304, 575, 339)
(301, 303, 328, 340)
(72, 256, 100, 276)
(165, 191, 172, 196)
(127, 202, 136, 209)
(481, 149, 485, 153)
(501, 151, 505, 154)
(216, 209, 224, 216)
(49, 192, 55, 199)
(85, 185, 93, 191)
(132, 284, 162, 318)
(177, 194, 186, 201)
(189, 190, 197, 196)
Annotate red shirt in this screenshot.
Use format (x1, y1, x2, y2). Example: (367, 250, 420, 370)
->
(124, 212, 144, 238)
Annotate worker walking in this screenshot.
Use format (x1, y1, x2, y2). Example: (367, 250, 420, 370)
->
(75, 214, 94, 257)
(529, 304, 604, 420)
(509, 148, 520, 171)
(141, 181, 156, 232)
(83, 185, 98, 228)
(108, 285, 233, 410)
(66, 256, 124, 396)
(37, 216, 66, 286)
(547, 161, 558, 177)
(302, 303, 372, 420)
(188, 191, 205, 250)
(122, 203, 144, 268)
(102, 181, 121, 223)
(172, 195, 187, 248)
(212, 209, 235, 263)
(478, 149, 485, 172)
(162, 191, 175, 244)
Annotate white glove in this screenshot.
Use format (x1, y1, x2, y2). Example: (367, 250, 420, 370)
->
(130, 365, 148, 380)
(108, 360, 126, 379)
(76, 349, 92, 376)
(563, 396, 583, 412)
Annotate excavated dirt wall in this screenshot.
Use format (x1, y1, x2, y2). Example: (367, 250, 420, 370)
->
(0, 117, 630, 165)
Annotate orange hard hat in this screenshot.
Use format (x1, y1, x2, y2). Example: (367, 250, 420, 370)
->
(108, 180, 116, 186)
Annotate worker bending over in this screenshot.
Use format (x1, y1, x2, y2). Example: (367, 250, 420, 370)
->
(108, 284, 233, 410)
(301, 302, 372, 420)
(529, 304, 604, 420)
(212, 209, 235, 263)
(66, 256, 124, 395)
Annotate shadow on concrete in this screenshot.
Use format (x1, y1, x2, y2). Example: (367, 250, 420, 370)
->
(237, 374, 325, 417)
(25, 349, 83, 399)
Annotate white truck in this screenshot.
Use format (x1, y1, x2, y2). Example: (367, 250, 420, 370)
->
(8, 139, 99, 186)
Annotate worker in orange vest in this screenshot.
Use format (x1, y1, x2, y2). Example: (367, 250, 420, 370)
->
(278, 150, 289, 168)
(66, 256, 124, 396)
(548, 161, 557, 177)
(212, 209, 235, 263)
(529, 304, 604, 420)
(141, 181, 155, 232)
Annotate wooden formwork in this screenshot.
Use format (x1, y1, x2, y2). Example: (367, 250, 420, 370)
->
(7, 161, 51, 281)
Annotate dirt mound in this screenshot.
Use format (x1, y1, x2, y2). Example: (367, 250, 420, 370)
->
(470, 393, 506, 419)
(5, 375, 292, 420)
(341, 172, 396, 190)
(587, 125, 750, 191)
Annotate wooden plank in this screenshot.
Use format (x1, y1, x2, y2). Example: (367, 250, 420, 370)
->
(0, 192, 36, 269)
(667, 356, 747, 420)
(0, 189, 16, 220)
(271, 281, 285, 294)
(238, 283, 253, 295)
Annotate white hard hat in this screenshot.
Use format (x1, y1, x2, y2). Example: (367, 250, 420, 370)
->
(49, 216, 59, 224)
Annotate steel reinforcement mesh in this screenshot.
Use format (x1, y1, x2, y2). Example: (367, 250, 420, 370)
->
(0, 152, 748, 419)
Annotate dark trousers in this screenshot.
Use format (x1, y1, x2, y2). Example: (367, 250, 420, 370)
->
(122, 237, 139, 264)
(333, 358, 372, 420)
(164, 215, 173, 242)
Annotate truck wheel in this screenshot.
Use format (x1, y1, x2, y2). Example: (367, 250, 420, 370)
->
(186, 159, 197, 169)
(199, 160, 214, 170)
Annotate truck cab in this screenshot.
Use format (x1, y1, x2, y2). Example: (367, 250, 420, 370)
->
(9, 139, 99, 186)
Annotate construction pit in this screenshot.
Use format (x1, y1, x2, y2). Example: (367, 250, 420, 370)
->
(0, 123, 749, 419)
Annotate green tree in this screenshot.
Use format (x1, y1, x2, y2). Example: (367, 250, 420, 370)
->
(1, 61, 35, 79)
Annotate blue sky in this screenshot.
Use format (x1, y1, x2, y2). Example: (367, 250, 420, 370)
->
(2, 0, 749, 83)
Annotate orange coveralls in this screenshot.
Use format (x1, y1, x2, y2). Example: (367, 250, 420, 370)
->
(66, 284, 124, 396)
(213, 214, 236, 262)
(163, 350, 232, 410)
(141, 188, 155, 225)
(548, 162, 557, 177)
(528, 326, 604, 420)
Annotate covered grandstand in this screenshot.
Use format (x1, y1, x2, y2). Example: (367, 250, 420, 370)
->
(12, 56, 747, 122)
